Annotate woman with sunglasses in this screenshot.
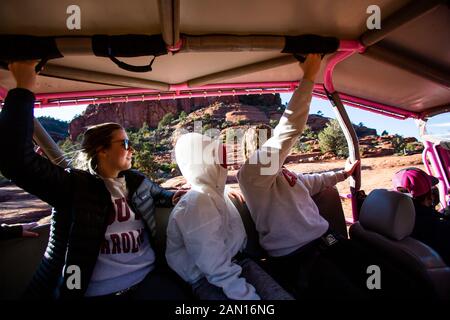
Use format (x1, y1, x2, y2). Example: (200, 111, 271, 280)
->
(0, 61, 189, 299)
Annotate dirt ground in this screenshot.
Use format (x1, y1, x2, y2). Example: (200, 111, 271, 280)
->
(284, 153, 424, 220)
(0, 154, 424, 225)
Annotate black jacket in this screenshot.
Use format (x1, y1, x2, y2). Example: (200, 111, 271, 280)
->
(412, 202, 450, 266)
(0, 224, 23, 240)
(0, 88, 174, 299)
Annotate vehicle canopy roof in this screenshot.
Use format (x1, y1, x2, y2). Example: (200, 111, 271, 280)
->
(0, 0, 449, 119)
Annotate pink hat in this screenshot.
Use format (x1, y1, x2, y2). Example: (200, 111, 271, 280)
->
(392, 168, 439, 197)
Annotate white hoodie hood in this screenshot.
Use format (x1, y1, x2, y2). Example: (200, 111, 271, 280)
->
(175, 132, 227, 196)
(166, 133, 259, 300)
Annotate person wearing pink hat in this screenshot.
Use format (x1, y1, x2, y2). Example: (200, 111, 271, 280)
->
(393, 167, 450, 265)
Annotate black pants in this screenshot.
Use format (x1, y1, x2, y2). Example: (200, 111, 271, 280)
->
(192, 258, 294, 300)
(266, 231, 382, 300)
(85, 267, 193, 300)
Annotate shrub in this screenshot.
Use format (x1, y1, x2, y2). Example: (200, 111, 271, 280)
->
(221, 121, 233, 129)
(132, 149, 159, 179)
(0, 171, 8, 184)
(405, 141, 423, 154)
(391, 134, 406, 154)
(293, 142, 312, 153)
(318, 119, 348, 157)
(301, 125, 318, 140)
(269, 119, 279, 128)
(179, 111, 188, 121)
(158, 113, 175, 129)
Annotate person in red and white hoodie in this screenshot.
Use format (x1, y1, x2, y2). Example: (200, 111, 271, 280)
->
(237, 54, 377, 299)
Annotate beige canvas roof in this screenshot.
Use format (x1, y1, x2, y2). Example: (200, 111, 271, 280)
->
(0, 0, 449, 116)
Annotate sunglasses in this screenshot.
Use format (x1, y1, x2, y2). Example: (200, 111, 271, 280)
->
(111, 139, 132, 151)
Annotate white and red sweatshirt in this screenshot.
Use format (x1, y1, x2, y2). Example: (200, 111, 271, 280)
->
(85, 176, 155, 296)
(237, 79, 347, 257)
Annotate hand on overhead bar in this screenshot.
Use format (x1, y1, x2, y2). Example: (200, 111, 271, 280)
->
(300, 53, 321, 83)
(8, 60, 38, 92)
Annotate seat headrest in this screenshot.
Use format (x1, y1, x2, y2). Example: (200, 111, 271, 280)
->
(359, 189, 415, 240)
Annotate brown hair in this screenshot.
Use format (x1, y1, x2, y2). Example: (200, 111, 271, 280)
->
(242, 124, 273, 161)
(80, 122, 123, 173)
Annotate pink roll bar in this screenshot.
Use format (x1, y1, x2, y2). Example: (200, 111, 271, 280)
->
(423, 141, 450, 208)
(0, 86, 7, 100)
(34, 88, 294, 108)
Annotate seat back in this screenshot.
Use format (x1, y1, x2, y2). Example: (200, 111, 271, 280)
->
(153, 198, 267, 261)
(312, 186, 348, 238)
(154, 206, 173, 263)
(349, 189, 450, 298)
(0, 224, 50, 299)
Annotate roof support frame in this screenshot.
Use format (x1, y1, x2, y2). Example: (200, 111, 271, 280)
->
(32, 118, 69, 168)
(187, 55, 297, 87)
(359, 0, 449, 88)
(158, 0, 180, 48)
(40, 64, 170, 91)
(359, 0, 444, 47)
(364, 42, 450, 89)
(324, 89, 361, 222)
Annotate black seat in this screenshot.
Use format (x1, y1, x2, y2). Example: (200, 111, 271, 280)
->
(0, 224, 50, 299)
(312, 186, 348, 239)
(349, 189, 450, 299)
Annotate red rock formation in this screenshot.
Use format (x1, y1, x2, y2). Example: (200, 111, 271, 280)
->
(307, 114, 330, 131)
(68, 95, 272, 140)
(225, 105, 269, 123)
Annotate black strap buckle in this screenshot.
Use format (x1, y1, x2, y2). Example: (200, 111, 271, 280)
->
(107, 46, 155, 73)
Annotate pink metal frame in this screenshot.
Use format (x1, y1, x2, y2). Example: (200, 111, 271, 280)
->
(0, 82, 424, 122)
(323, 40, 365, 222)
(423, 141, 450, 208)
(0, 86, 7, 100)
(313, 88, 418, 120)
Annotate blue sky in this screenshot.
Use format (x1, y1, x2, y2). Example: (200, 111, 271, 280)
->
(34, 104, 88, 122)
(34, 93, 449, 140)
(280, 93, 422, 139)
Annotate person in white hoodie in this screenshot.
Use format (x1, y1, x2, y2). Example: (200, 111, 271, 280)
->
(237, 54, 375, 298)
(166, 132, 293, 300)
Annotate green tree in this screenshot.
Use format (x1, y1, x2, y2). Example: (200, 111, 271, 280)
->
(318, 119, 348, 157)
(202, 113, 212, 124)
(37, 116, 69, 142)
(381, 130, 389, 136)
(269, 119, 279, 128)
(392, 134, 406, 154)
(0, 170, 7, 184)
(301, 125, 318, 140)
(293, 142, 312, 153)
(179, 111, 188, 121)
(405, 142, 421, 153)
(133, 149, 159, 179)
(158, 113, 175, 129)
(316, 110, 324, 117)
